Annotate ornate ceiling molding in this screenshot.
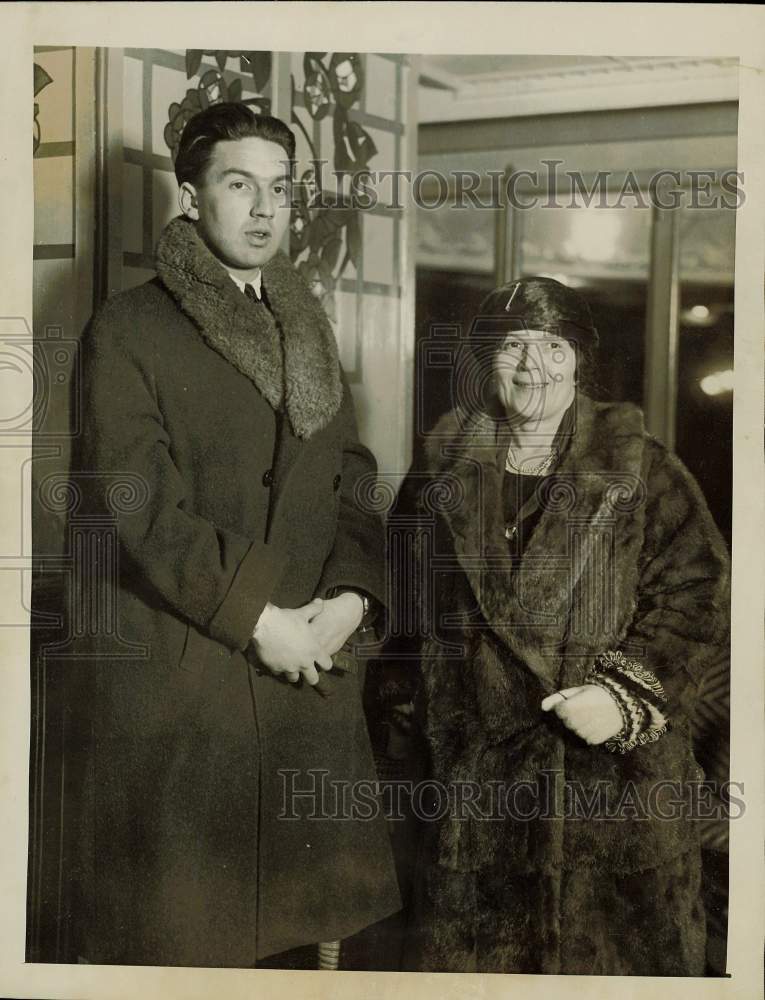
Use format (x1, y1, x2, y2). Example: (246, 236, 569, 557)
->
(419, 56, 739, 122)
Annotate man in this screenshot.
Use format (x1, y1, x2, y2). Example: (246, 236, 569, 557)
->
(65, 103, 400, 967)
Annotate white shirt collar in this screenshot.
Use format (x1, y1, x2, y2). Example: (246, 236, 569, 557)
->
(229, 270, 262, 300)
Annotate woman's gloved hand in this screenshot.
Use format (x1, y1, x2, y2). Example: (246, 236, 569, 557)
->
(541, 684, 625, 745)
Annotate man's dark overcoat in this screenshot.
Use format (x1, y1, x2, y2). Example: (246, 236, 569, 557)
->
(58, 216, 400, 967)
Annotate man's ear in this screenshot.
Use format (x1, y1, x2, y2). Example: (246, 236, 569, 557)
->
(179, 181, 200, 221)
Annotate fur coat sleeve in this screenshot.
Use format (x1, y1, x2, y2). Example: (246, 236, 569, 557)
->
(606, 437, 730, 727)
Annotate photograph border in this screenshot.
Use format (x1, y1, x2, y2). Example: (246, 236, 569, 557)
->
(2, 4, 763, 999)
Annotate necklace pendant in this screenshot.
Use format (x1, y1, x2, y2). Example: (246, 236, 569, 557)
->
(504, 524, 517, 540)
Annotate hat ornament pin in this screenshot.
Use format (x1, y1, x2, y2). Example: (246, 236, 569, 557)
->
(505, 282, 521, 311)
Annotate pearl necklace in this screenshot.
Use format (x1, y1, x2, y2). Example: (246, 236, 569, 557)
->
(505, 447, 558, 477)
(503, 447, 557, 541)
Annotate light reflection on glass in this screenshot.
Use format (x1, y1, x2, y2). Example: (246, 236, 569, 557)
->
(699, 370, 734, 396)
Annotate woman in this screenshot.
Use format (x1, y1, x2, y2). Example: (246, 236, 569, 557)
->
(386, 277, 730, 975)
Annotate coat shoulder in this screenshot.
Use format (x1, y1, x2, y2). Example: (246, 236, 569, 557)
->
(93, 276, 171, 317)
(586, 397, 645, 439)
(643, 432, 726, 549)
(84, 279, 196, 367)
(421, 408, 472, 470)
(87, 279, 183, 340)
(584, 402, 718, 538)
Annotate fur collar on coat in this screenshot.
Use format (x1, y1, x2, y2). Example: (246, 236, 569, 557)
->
(420, 395, 647, 696)
(155, 216, 343, 439)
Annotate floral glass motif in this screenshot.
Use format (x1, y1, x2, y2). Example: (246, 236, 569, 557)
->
(185, 50, 272, 93)
(290, 52, 376, 324)
(303, 54, 332, 121)
(329, 53, 364, 109)
(33, 63, 53, 155)
(165, 51, 272, 163)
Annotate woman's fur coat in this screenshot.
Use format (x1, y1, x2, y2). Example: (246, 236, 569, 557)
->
(390, 395, 730, 974)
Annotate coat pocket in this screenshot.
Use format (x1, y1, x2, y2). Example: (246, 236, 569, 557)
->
(169, 623, 232, 727)
(177, 622, 230, 677)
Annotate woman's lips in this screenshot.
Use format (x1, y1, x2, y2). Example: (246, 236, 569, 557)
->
(513, 377, 549, 388)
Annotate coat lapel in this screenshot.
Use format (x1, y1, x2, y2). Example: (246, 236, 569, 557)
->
(430, 396, 646, 691)
(155, 216, 342, 440)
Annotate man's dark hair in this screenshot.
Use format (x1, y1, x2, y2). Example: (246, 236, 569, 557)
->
(174, 103, 296, 187)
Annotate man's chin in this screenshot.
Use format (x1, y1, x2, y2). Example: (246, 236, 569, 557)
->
(225, 249, 278, 271)
(198, 229, 281, 271)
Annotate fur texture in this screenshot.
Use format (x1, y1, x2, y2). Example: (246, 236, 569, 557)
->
(400, 395, 730, 973)
(155, 215, 343, 439)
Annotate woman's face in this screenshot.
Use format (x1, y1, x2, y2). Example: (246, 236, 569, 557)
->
(492, 328, 577, 425)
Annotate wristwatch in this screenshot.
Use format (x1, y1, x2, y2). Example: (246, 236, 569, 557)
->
(326, 587, 377, 631)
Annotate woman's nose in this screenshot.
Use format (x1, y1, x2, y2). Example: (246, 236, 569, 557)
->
(516, 342, 532, 368)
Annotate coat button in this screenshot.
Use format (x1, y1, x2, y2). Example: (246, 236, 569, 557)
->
(262, 468, 274, 487)
(332, 474, 341, 492)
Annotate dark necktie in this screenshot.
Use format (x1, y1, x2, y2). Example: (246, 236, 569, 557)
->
(244, 282, 284, 410)
(244, 282, 277, 317)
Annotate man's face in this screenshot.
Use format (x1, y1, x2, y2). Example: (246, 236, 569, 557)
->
(180, 136, 292, 277)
